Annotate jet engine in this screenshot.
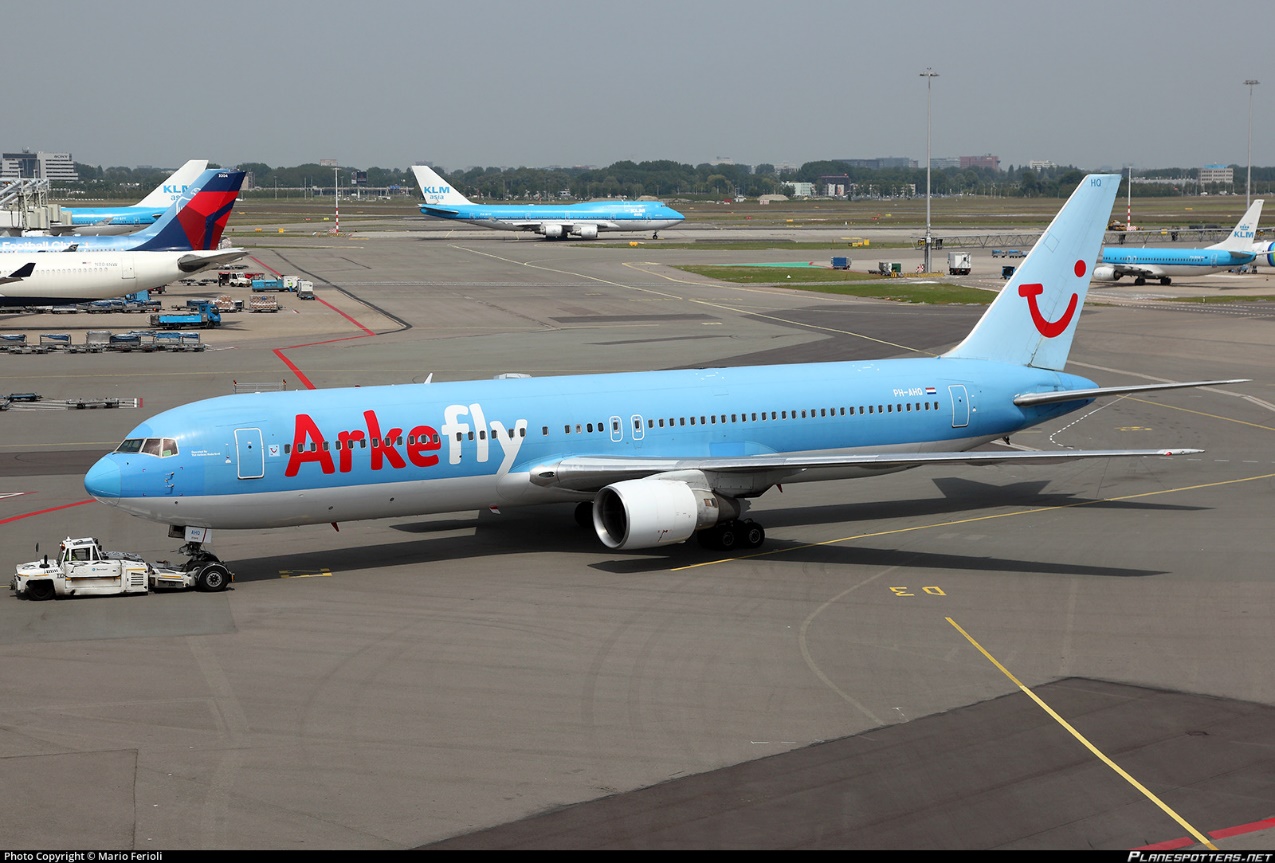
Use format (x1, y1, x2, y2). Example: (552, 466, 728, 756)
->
(540, 224, 565, 239)
(1254, 241, 1275, 267)
(592, 476, 744, 550)
(575, 224, 599, 240)
(1092, 265, 1120, 282)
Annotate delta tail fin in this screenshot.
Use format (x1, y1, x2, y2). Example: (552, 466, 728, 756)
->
(412, 165, 473, 209)
(131, 169, 246, 252)
(134, 159, 210, 210)
(944, 173, 1120, 371)
(1207, 199, 1262, 252)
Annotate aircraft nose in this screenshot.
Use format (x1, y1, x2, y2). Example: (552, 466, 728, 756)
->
(84, 457, 121, 501)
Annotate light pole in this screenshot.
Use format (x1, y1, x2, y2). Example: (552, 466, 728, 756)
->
(920, 68, 938, 273)
(1245, 79, 1259, 209)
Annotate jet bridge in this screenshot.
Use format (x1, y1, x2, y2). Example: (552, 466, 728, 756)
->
(0, 177, 61, 234)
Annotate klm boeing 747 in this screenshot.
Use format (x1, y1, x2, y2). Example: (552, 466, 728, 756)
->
(0, 169, 244, 255)
(1094, 199, 1262, 285)
(53, 160, 209, 235)
(83, 175, 1244, 577)
(412, 165, 684, 239)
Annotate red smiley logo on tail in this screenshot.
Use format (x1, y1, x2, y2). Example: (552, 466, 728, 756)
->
(1018, 260, 1084, 338)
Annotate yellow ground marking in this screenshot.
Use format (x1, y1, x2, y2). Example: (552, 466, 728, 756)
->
(946, 617, 1218, 850)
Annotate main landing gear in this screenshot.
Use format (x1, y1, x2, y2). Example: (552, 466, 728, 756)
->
(696, 519, 765, 551)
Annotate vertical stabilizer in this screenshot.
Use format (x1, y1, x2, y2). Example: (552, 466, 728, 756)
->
(412, 166, 473, 208)
(132, 169, 246, 252)
(1208, 199, 1263, 252)
(944, 174, 1120, 370)
(134, 160, 210, 209)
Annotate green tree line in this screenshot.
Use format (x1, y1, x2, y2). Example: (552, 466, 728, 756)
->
(63, 160, 1275, 201)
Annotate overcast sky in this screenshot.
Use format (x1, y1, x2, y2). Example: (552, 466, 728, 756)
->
(8, 0, 1270, 174)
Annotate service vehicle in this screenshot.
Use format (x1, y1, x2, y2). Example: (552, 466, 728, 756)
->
(947, 252, 972, 275)
(11, 536, 232, 600)
(150, 301, 221, 330)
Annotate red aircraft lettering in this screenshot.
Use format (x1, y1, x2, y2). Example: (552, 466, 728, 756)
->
(285, 413, 336, 476)
(284, 411, 442, 476)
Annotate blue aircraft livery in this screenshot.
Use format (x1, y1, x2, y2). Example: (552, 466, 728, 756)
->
(1095, 199, 1262, 285)
(412, 165, 683, 239)
(57, 160, 209, 234)
(85, 175, 1245, 562)
(0, 169, 244, 254)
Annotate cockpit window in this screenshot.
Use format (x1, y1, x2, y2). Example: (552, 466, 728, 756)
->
(115, 437, 178, 457)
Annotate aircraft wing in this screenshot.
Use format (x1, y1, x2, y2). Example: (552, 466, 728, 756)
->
(177, 248, 249, 273)
(1107, 262, 1163, 279)
(529, 447, 1202, 492)
(0, 262, 35, 284)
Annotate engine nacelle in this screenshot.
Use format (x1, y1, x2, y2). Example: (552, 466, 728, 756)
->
(540, 223, 564, 239)
(575, 224, 599, 240)
(1092, 265, 1119, 282)
(592, 477, 743, 550)
(1254, 241, 1275, 267)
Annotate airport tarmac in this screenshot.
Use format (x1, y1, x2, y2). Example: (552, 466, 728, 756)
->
(1, 223, 1274, 850)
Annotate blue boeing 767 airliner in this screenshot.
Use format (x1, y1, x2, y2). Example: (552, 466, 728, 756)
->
(83, 174, 1245, 587)
(1094, 199, 1262, 285)
(413, 165, 684, 239)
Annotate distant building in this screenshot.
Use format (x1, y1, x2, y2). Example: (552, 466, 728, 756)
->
(930, 157, 960, 170)
(960, 154, 1000, 171)
(819, 174, 851, 197)
(1, 150, 78, 182)
(1028, 160, 1058, 170)
(840, 157, 915, 170)
(785, 181, 815, 197)
(1199, 164, 1233, 184)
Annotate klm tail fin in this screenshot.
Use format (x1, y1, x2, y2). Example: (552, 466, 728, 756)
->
(131, 169, 246, 252)
(944, 174, 1120, 371)
(1207, 199, 1262, 252)
(412, 165, 472, 208)
(134, 159, 209, 209)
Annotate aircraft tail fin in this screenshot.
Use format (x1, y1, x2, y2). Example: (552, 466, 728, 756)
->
(944, 174, 1120, 371)
(131, 169, 246, 252)
(412, 165, 472, 208)
(134, 160, 210, 210)
(1207, 199, 1262, 252)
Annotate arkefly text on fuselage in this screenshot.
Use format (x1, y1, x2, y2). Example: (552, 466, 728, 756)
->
(412, 165, 683, 240)
(85, 175, 1245, 556)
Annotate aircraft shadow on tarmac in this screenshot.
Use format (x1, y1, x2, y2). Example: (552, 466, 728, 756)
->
(227, 472, 1198, 583)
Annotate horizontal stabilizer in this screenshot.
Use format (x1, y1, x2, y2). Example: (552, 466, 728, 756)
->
(0, 261, 35, 284)
(177, 248, 249, 273)
(420, 205, 461, 217)
(531, 448, 1203, 491)
(1014, 379, 1249, 407)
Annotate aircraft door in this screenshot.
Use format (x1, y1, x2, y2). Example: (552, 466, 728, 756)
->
(948, 385, 969, 428)
(234, 427, 265, 479)
(609, 415, 623, 443)
(120, 258, 135, 280)
(630, 414, 645, 447)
